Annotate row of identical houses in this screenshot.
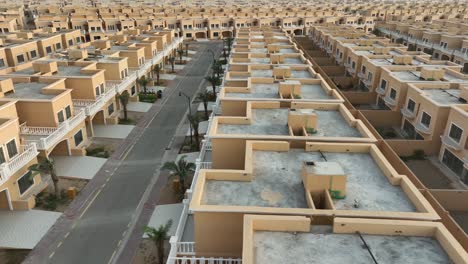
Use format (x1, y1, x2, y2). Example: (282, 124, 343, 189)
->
(0, 26, 182, 211)
(162, 26, 467, 263)
(376, 20, 468, 72)
(0, 1, 465, 42)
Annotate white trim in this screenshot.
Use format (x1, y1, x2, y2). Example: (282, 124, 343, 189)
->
(17, 170, 35, 198)
(420, 111, 432, 129)
(448, 122, 463, 144)
(0, 187, 13, 210)
(406, 97, 416, 113)
(5, 137, 19, 160)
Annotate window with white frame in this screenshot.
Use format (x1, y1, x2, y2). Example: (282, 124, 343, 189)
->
(389, 88, 397, 100)
(421, 112, 431, 128)
(6, 139, 17, 158)
(406, 99, 416, 112)
(448, 123, 463, 143)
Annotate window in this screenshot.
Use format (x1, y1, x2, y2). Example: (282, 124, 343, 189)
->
(95, 86, 100, 96)
(361, 66, 366, 73)
(76, 37, 81, 43)
(442, 148, 464, 177)
(65, 106, 72, 119)
(380, 79, 387, 89)
(0, 58, 4, 68)
(46, 46, 52, 54)
(108, 103, 114, 115)
(131, 85, 136, 95)
(0, 147, 5, 164)
(68, 39, 73, 46)
(57, 110, 65, 123)
(389, 88, 397, 99)
(421, 112, 431, 128)
(74, 130, 83, 146)
(30, 50, 37, 58)
(407, 99, 416, 112)
(18, 171, 34, 195)
(448, 124, 463, 143)
(56, 43, 61, 50)
(100, 83, 104, 94)
(351, 61, 355, 69)
(17, 54, 25, 63)
(6, 139, 17, 158)
(367, 72, 372, 81)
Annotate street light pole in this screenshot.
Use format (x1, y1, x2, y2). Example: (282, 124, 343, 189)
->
(179, 91, 193, 147)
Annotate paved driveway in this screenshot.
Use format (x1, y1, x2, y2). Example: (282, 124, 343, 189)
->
(127, 102, 152, 113)
(53, 156, 107, 180)
(0, 210, 61, 249)
(93, 124, 135, 139)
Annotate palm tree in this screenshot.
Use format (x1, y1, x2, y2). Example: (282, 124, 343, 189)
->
(177, 49, 184, 64)
(168, 56, 175, 73)
(188, 114, 201, 150)
(153, 64, 161, 86)
(224, 37, 234, 55)
(222, 47, 227, 62)
(144, 220, 173, 264)
(138, 76, 148, 94)
(205, 74, 220, 101)
(119, 90, 130, 121)
(30, 158, 60, 199)
(162, 156, 196, 194)
(196, 90, 212, 119)
(185, 43, 189, 56)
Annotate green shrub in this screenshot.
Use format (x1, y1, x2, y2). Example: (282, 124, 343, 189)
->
(139, 92, 157, 103)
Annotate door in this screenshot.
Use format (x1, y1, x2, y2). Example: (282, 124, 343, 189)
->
(0, 189, 12, 210)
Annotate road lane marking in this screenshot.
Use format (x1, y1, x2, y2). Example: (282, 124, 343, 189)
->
(107, 250, 117, 264)
(49, 251, 55, 259)
(121, 144, 135, 160)
(79, 189, 102, 219)
(101, 183, 106, 188)
(57, 241, 63, 248)
(64, 232, 70, 238)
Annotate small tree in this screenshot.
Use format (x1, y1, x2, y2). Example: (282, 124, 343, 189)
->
(162, 156, 196, 194)
(144, 220, 173, 264)
(119, 90, 130, 121)
(196, 90, 212, 119)
(138, 76, 148, 94)
(168, 56, 175, 73)
(212, 61, 223, 79)
(30, 158, 60, 199)
(153, 64, 161, 86)
(205, 74, 220, 101)
(185, 43, 189, 56)
(177, 49, 184, 64)
(222, 47, 227, 62)
(188, 114, 201, 149)
(371, 28, 382, 37)
(224, 37, 234, 55)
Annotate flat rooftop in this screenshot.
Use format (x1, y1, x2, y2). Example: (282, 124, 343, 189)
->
(54, 66, 93, 76)
(423, 88, 464, 105)
(254, 226, 450, 264)
(244, 69, 312, 78)
(7, 82, 55, 100)
(392, 70, 468, 83)
(202, 149, 416, 212)
(217, 108, 362, 137)
(224, 83, 333, 100)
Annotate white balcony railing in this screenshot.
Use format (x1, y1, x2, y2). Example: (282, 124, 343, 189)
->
(0, 144, 38, 185)
(21, 110, 86, 150)
(383, 96, 397, 107)
(441, 135, 463, 152)
(176, 242, 195, 255)
(400, 108, 416, 119)
(168, 257, 242, 264)
(357, 72, 366, 79)
(376, 87, 386, 95)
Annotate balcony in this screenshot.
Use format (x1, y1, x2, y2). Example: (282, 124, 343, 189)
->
(454, 50, 468, 60)
(376, 87, 386, 95)
(414, 122, 431, 135)
(400, 108, 416, 119)
(73, 88, 116, 117)
(347, 67, 356, 75)
(357, 72, 366, 79)
(441, 135, 463, 152)
(384, 96, 397, 107)
(0, 144, 38, 185)
(20, 110, 86, 150)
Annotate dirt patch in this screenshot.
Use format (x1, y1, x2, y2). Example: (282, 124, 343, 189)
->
(405, 160, 453, 189)
(0, 249, 30, 264)
(35, 178, 88, 212)
(132, 239, 170, 264)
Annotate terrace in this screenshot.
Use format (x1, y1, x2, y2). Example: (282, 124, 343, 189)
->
(202, 148, 415, 212)
(243, 216, 466, 264)
(213, 102, 373, 142)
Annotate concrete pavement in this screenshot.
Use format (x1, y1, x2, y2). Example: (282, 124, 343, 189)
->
(23, 41, 223, 264)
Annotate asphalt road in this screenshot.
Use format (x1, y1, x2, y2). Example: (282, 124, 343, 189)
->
(26, 41, 222, 264)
